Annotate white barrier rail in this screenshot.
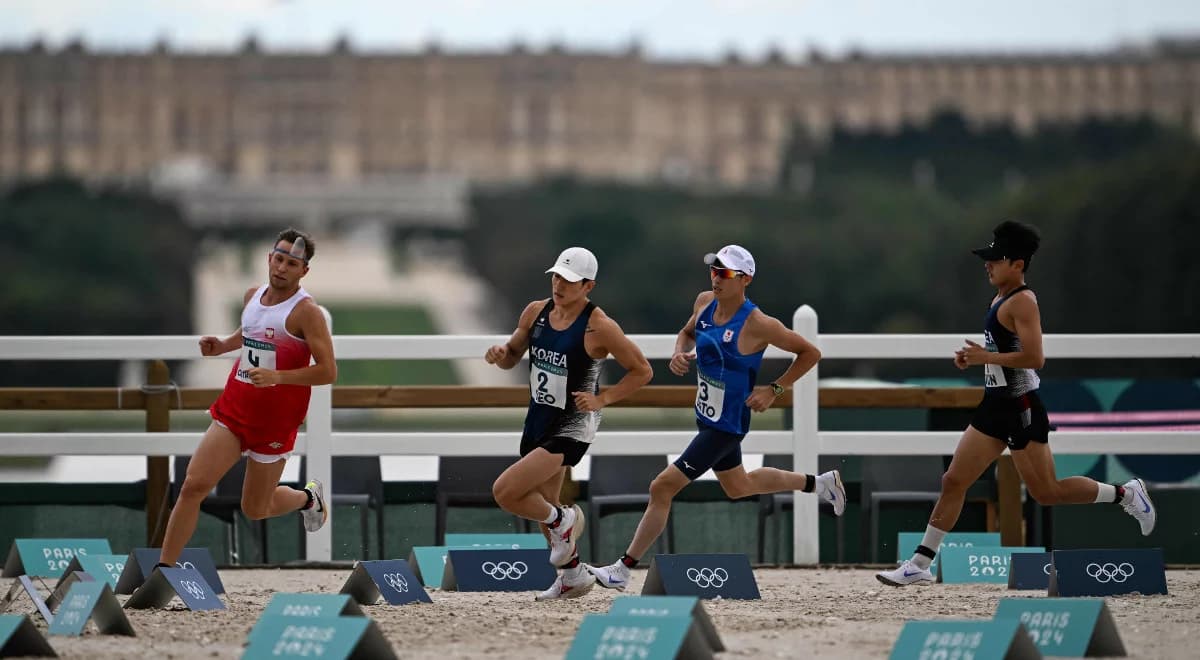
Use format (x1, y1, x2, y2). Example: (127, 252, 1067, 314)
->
(1, 306, 1197, 563)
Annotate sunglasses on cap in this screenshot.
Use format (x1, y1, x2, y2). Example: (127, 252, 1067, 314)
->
(709, 265, 745, 279)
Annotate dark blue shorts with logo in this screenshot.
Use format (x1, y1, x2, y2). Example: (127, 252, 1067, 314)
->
(673, 420, 747, 481)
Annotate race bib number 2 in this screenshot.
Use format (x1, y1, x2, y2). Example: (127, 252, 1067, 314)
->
(530, 361, 568, 409)
(695, 373, 726, 422)
(236, 336, 277, 385)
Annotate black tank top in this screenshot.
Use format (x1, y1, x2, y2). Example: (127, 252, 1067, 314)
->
(522, 300, 604, 443)
(983, 285, 1040, 397)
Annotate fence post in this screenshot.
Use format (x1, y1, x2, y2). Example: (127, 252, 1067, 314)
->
(305, 306, 334, 562)
(996, 455, 1023, 545)
(145, 360, 171, 547)
(792, 305, 820, 565)
(304, 385, 333, 562)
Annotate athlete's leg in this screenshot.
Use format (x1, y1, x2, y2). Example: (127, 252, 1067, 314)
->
(928, 425, 1007, 532)
(624, 465, 690, 560)
(877, 425, 1007, 586)
(492, 448, 567, 521)
(159, 423, 243, 565)
(713, 463, 809, 499)
(240, 456, 307, 520)
(1009, 441, 1101, 505)
(531, 466, 566, 544)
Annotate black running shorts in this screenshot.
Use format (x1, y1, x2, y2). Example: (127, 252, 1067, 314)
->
(970, 390, 1050, 451)
(519, 434, 590, 467)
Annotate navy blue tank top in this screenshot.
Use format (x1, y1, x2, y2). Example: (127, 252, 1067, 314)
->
(983, 285, 1040, 397)
(693, 298, 765, 434)
(523, 300, 604, 443)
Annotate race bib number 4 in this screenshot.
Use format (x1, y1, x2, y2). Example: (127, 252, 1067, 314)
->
(695, 373, 726, 422)
(530, 361, 568, 409)
(236, 336, 277, 385)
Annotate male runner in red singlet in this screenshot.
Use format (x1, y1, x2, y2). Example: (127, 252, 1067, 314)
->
(158, 228, 337, 567)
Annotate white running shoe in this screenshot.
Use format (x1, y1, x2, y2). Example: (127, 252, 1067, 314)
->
(300, 479, 329, 533)
(1120, 478, 1157, 536)
(876, 559, 935, 587)
(818, 470, 847, 516)
(586, 560, 631, 591)
(548, 504, 585, 567)
(535, 565, 595, 601)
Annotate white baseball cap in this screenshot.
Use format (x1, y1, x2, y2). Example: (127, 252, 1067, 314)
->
(703, 244, 756, 276)
(545, 247, 598, 282)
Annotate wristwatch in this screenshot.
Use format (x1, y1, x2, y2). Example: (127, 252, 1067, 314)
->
(770, 382, 785, 397)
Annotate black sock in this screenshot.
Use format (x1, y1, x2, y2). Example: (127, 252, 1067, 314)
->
(563, 556, 581, 569)
(301, 488, 315, 511)
(547, 507, 564, 529)
(1114, 484, 1126, 502)
(801, 474, 815, 493)
(620, 554, 638, 568)
(915, 545, 937, 560)
(155, 562, 172, 569)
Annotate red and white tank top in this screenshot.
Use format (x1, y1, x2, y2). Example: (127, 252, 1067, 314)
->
(213, 285, 314, 431)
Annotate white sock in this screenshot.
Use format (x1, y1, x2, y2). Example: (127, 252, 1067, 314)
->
(1095, 483, 1117, 504)
(542, 504, 560, 525)
(909, 525, 948, 570)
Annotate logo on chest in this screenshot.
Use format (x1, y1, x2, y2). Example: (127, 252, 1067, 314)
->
(265, 328, 275, 339)
(529, 346, 568, 367)
(722, 329, 734, 343)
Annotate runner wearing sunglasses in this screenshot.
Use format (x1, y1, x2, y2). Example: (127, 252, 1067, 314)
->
(588, 244, 845, 589)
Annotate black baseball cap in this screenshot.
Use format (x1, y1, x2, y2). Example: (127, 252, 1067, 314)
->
(971, 220, 1040, 261)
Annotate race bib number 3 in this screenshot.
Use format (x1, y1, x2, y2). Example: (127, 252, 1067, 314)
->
(236, 336, 277, 384)
(695, 373, 726, 422)
(530, 361, 568, 409)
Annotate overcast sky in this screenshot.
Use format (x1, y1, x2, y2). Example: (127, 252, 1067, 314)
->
(2, 0, 1199, 58)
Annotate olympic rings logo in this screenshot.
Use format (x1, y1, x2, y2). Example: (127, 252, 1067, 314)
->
(1042, 563, 1051, 576)
(481, 561, 528, 580)
(180, 579, 207, 600)
(175, 561, 196, 571)
(685, 567, 729, 589)
(1086, 562, 1135, 583)
(382, 573, 409, 592)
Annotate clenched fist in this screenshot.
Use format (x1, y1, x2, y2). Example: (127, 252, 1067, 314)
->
(485, 344, 509, 365)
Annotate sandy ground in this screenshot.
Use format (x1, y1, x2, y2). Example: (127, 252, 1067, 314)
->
(4, 567, 1197, 659)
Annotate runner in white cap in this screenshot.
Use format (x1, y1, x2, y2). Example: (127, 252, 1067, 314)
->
(485, 247, 653, 600)
(588, 244, 845, 590)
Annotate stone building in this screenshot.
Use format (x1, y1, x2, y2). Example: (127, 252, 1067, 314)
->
(1, 36, 1197, 189)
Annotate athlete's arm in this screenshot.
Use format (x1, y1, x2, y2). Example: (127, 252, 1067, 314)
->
(574, 313, 653, 412)
(199, 287, 257, 356)
(670, 292, 712, 376)
(485, 300, 543, 370)
(247, 300, 337, 387)
(743, 311, 821, 412)
(962, 293, 1045, 369)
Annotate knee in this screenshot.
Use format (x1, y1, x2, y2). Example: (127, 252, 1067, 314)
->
(240, 497, 270, 520)
(1026, 483, 1060, 506)
(492, 479, 517, 510)
(240, 496, 271, 520)
(941, 470, 972, 495)
(719, 479, 754, 501)
(178, 476, 215, 503)
(648, 476, 678, 503)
